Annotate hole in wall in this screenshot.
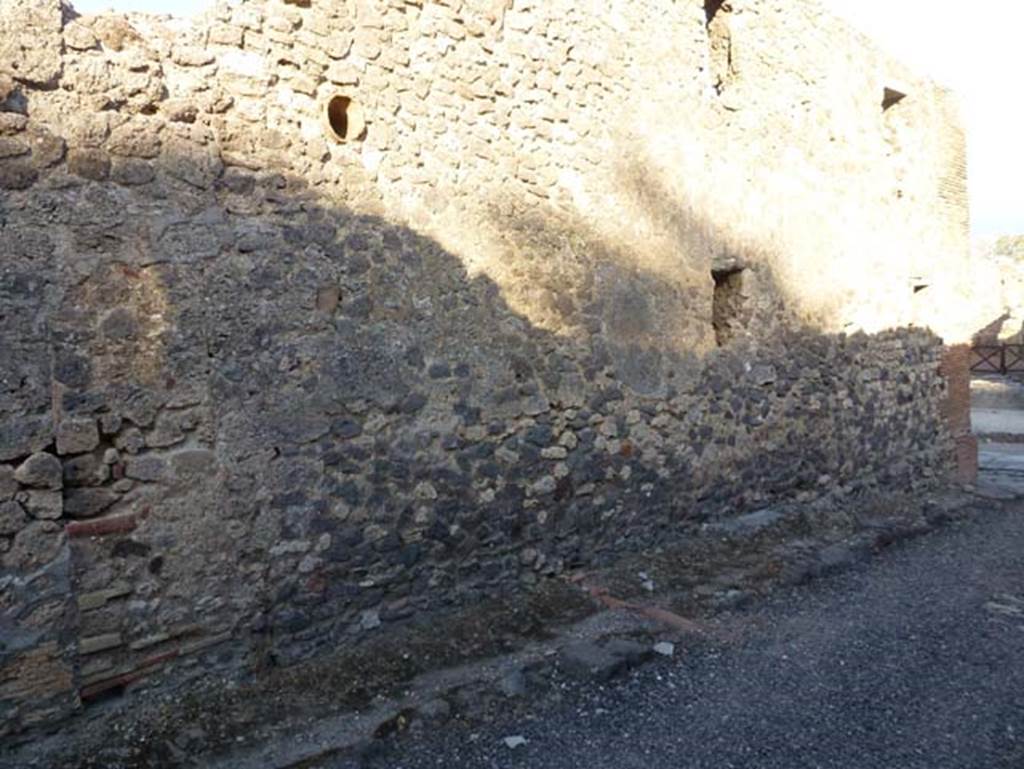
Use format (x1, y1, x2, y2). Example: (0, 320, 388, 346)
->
(705, 0, 727, 25)
(882, 87, 906, 112)
(324, 94, 366, 143)
(712, 267, 746, 347)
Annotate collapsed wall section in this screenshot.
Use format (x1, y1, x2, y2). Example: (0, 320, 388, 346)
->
(0, 0, 969, 737)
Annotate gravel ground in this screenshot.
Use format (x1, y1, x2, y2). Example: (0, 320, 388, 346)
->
(359, 501, 1024, 769)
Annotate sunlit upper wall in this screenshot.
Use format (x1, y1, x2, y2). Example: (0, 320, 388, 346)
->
(72, 0, 1022, 238)
(21, 0, 984, 345)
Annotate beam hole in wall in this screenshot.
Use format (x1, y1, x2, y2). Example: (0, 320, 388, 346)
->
(882, 87, 906, 112)
(712, 267, 746, 347)
(324, 95, 366, 143)
(705, 0, 727, 25)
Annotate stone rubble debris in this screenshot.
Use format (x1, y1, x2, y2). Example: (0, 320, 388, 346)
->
(653, 642, 676, 657)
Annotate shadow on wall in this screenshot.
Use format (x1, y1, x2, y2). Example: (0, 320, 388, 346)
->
(475, 153, 807, 397)
(0, 108, 955, 738)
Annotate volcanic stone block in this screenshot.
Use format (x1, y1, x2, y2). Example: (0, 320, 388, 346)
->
(56, 419, 100, 456)
(0, 416, 53, 463)
(0, 499, 27, 536)
(22, 490, 62, 520)
(79, 633, 123, 655)
(0, 465, 17, 500)
(0, 159, 37, 190)
(63, 488, 118, 519)
(14, 453, 63, 490)
(67, 148, 111, 181)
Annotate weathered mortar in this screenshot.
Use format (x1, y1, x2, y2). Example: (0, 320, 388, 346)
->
(0, 0, 972, 738)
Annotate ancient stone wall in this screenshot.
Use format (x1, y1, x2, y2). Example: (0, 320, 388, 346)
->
(0, 0, 972, 737)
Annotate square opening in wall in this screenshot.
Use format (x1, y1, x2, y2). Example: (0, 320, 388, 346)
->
(712, 267, 746, 347)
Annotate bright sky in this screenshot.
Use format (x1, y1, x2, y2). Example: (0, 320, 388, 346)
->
(71, 0, 1024, 237)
